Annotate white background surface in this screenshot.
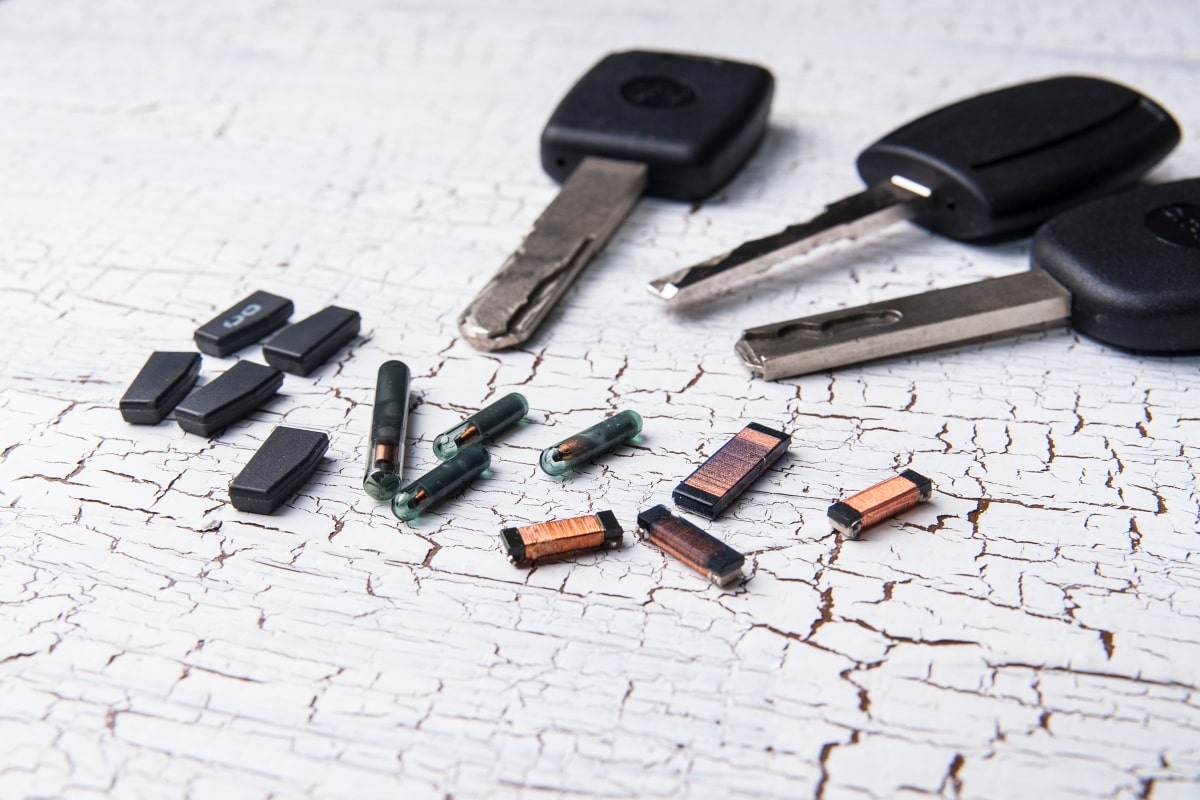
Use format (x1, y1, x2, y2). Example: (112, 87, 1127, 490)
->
(2, 1, 1198, 798)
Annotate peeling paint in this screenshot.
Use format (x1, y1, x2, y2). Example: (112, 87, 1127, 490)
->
(2, 1, 1199, 798)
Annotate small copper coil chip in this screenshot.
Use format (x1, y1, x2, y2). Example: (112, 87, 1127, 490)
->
(502, 511, 624, 567)
(672, 422, 791, 519)
(636, 504, 745, 587)
(827, 469, 934, 538)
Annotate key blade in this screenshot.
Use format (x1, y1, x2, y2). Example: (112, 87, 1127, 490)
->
(647, 177, 930, 305)
(735, 269, 1072, 381)
(458, 157, 648, 351)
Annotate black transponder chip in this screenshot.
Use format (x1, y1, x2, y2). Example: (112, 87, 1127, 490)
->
(262, 306, 361, 376)
(175, 360, 284, 437)
(672, 422, 790, 519)
(540, 50, 774, 201)
(119, 351, 202, 424)
(229, 426, 329, 514)
(194, 290, 293, 357)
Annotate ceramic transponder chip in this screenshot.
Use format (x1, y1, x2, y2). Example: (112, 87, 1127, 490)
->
(174, 360, 283, 437)
(827, 470, 934, 538)
(229, 426, 330, 515)
(262, 305, 360, 376)
(636, 505, 746, 587)
(672, 423, 790, 519)
(194, 290, 293, 357)
(119, 352, 201, 424)
(501, 511, 623, 567)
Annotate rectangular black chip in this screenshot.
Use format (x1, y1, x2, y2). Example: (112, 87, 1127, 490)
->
(262, 306, 361, 376)
(119, 351, 202, 424)
(175, 360, 283, 437)
(672, 422, 790, 519)
(194, 290, 293, 357)
(229, 426, 329, 514)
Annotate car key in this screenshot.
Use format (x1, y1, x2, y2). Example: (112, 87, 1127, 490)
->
(735, 178, 1200, 380)
(648, 75, 1179, 305)
(457, 49, 774, 351)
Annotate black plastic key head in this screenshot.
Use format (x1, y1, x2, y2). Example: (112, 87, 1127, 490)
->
(1032, 177, 1200, 354)
(540, 50, 774, 201)
(857, 76, 1180, 241)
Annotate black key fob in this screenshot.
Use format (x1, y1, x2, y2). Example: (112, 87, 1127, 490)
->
(857, 76, 1180, 241)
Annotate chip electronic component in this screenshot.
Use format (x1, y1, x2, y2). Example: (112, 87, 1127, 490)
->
(175, 360, 284, 437)
(827, 469, 934, 538)
(636, 504, 745, 587)
(262, 305, 361, 376)
(229, 426, 329, 515)
(434, 392, 528, 460)
(194, 290, 293, 357)
(119, 351, 201, 424)
(672, 422, 790, 519)
(363, 360, 411, 501)
(501, 511, 623, 567)
(391, 444, 491, 522)
(539, 409, 642, 476)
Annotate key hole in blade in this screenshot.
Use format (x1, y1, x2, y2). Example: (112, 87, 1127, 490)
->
(749, 309, 904, 340)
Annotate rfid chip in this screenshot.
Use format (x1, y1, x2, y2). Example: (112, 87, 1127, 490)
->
(119, 351, 202, 424)
(636, 504, 745, 587)
(672, 423, 790, 519)
(194, 290, 293, 357)
(175, 360, 284, 437)
(501, 511, 623, 567)
(229, 426, 329, 514)
(262, 306, 360, 376)
(828, 469, 934, 538)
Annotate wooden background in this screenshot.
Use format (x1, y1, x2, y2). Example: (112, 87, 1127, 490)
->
(1, 1, 1198, 797)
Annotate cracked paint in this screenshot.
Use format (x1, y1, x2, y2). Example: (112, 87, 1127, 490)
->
(2, 1, 1200, 799)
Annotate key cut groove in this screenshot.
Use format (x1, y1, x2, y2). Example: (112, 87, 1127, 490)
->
(736, 269, 1073, 380)
(746, 309, 905, 341)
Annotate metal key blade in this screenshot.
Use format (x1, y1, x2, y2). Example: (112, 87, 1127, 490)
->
(647, 176, 931, 305)
(735, 270, 1072, 380)
(458, 157, 648, 351)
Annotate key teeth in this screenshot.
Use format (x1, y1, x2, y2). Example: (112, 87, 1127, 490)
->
(456, 157, 647, 353)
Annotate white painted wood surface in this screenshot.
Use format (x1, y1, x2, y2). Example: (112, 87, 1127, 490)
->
(2, 1, 1198, 797)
